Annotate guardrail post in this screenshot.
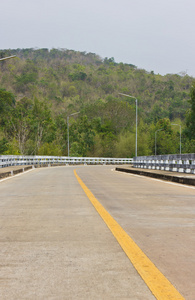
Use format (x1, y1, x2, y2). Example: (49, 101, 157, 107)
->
(133, 154, 195, 174)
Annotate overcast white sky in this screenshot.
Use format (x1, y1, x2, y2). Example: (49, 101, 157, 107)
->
(1, 0, 195, 76)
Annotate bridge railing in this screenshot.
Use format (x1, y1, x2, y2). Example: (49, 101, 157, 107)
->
(133, 154, 195, 174)
(0, 155, 133, 168)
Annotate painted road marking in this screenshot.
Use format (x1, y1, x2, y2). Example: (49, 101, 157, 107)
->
(74, 169, 185, 300)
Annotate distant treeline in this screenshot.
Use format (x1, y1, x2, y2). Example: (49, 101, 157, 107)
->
(0, 48, 194, 157)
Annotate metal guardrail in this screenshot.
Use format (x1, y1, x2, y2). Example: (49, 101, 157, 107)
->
(0, 155, 133, 168)
(133, 154, 195, 174)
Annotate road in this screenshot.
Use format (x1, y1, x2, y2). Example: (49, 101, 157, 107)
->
(0, 165, 194, 299)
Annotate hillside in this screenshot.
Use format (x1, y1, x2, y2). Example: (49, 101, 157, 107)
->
(0, 48, 194, 157)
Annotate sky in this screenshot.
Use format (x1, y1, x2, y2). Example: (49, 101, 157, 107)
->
(1, 0, 195, 77)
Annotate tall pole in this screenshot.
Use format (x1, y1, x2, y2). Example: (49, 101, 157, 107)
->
(67, 115, 69, 157)
(118, 93, 138, 157)
(67, 112, 80, 157)
(155, 129, 163, 155)
(135, 97, 137, 158)
(171, 124, 181, 154)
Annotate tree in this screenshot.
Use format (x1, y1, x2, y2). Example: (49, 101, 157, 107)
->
(30, 98, 56, 154)
(3, 97, 56, 155)
(149, 119, 178, 155)
(1, 48, 195, 156)
(0, 89, 15, 123)
(0, 137, 9, 153)
(14, 59, 38, 92)
(185, 83, 195, 140)
(5, 97, 33, 154)
(70, 115, 95, 156)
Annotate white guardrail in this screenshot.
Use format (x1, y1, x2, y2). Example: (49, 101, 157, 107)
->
(0, 155, 133, 168)
(133, 154, 195, 174)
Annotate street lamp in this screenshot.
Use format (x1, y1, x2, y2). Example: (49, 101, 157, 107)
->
(0, 55, 16, 61)
(171, 124, 181, 154)
(67, 112, 80, 157)
(118, 93, 138, 157)
(155, 129, 163, 155)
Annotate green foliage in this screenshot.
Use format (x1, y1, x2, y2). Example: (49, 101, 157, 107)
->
(114, 132, 135, 158)
(68, 71, 87, 81)
(0, 89, 15, 124)
(0, 48, 194, 156)
(4, 138, 20, 155)
(38, 142, 62, 156)
(70, 115, 95, 156)
(14, 59, 38, 92)
(185, 82, 195, 139)
(148, 119, 180, 155)
(104, 57, 116, 65)
(0, 137, 9, 153)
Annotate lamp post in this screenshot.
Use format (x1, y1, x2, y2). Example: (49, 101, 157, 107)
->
(171, 124, 181, 154)
(155, 129, 163, 155)
(67, 112, 80, 157)
(0, 55, 16, 61)
(118, 93, 138, 157)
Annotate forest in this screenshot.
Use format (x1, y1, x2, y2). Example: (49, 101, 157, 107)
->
(0, 48, 194, 158)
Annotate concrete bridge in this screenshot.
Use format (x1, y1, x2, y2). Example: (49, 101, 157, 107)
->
(0, 160, 194, 299)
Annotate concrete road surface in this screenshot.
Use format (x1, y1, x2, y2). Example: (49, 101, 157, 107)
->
(0, 165, 194, 299)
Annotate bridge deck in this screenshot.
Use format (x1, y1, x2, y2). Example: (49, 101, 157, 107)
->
(0, 165, 194, 299)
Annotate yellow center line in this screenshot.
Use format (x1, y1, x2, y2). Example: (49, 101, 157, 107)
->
(74, 169, 185, 300)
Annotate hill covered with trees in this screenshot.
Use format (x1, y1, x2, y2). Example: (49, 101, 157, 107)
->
(0, 48, 194, 157)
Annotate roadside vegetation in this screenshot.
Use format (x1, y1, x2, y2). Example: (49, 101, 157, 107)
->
(0, 48, 194, 157)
